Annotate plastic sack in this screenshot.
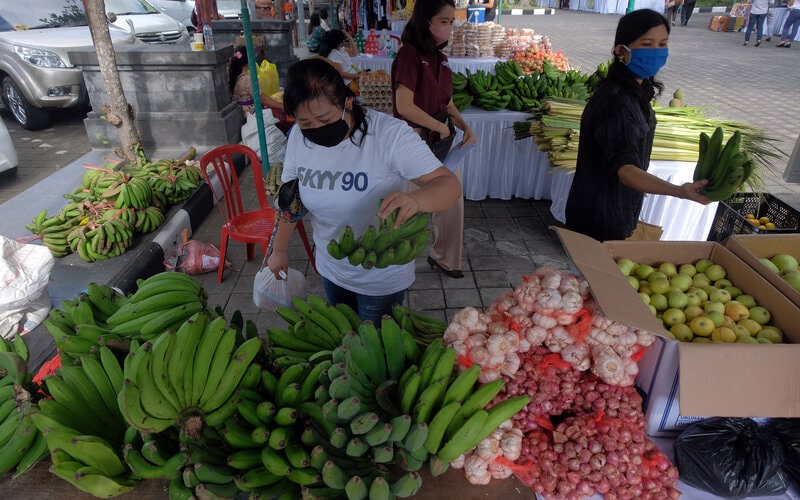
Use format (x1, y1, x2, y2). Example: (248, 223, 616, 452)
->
(0, 235, 54, 339)
(253, 267, 306, 310)
(241, 108, 287, 162)
(674, 417, 789, 499)
(257, 59, 280, 97)
(168, 240, 225, 275)
(765, 418, 800, 489)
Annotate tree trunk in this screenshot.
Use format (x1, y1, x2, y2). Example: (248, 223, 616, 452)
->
(83, 0, 143, 161)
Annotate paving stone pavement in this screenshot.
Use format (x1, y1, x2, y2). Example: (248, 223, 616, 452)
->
(1, 9, 799, 330)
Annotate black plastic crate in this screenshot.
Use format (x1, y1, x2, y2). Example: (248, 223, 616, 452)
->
(707, 193, 800, 242)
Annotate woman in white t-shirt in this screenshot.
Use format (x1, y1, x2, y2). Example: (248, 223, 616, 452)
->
(318, 29, 360, 86)
(267, 58, 461, 323)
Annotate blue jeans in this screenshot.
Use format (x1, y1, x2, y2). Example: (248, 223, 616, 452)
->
(781, 8, 800, 42)
(745, 13, 766, 42)
(321, 278, 405, 324)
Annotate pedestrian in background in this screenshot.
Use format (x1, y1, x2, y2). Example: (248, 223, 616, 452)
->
(319, 7, 332, 31)
(664, 0, 683, 26)
(392, 0, 477, 279)
(777, 0, 800, 47)
(680, 0, 696, 26)
(744, 0, 769, 46)
(307, 13, 325, 52)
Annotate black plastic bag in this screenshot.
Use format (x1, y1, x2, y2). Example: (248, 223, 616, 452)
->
(765, 418, 800, 489)
(674, 417, 789, 499)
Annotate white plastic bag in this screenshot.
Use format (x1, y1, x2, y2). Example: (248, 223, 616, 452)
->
(0, 235, 54, 339)
(241, 108, 287, 163)
(253, 267, 306, 310)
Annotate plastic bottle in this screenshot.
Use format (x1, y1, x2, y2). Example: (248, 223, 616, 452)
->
(202, 23, 215, 51)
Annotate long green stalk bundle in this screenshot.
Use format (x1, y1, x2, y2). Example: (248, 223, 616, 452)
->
(513, 98, 785, 191)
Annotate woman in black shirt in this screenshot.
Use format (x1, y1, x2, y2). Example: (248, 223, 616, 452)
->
(564, 9, 710, 242)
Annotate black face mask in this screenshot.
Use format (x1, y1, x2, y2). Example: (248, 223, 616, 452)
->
(300, 107, 349, 147)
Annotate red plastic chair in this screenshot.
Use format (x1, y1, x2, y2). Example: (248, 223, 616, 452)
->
(199, 144, 315, 283)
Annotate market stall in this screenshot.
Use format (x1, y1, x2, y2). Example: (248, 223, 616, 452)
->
(570, 0, 663, 14)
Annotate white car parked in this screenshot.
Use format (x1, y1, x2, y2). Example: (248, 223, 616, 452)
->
(152, 0, 244, 32)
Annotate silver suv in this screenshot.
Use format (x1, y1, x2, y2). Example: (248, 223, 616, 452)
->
(0, 0, 188, 130)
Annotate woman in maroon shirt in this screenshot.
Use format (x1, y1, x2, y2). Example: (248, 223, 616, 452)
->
(392, 0, 476, 279)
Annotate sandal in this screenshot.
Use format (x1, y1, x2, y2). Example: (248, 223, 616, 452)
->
(777, 41, 787, 47)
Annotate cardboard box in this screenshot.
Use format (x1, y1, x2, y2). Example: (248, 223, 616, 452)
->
(554, 228, 800, 436)
(724, 234, 800, 309)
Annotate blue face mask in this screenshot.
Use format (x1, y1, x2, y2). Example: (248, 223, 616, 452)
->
(622, 45, 669, 79)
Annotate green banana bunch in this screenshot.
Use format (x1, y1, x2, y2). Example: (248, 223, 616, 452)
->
(268, 295, 357, 367)
(328, 202, 430, 269)
(451, 71, 469, 92)
(104, 272, 208, 339)
(118, 313, 262, 437)
(391, 304, 447, 346)
(693, 127, 753, 201)
(145, 158, 204, 205)
(0, 346, 49, 479)
(453, 91, 473, 112)
(494, 60, 523, 86)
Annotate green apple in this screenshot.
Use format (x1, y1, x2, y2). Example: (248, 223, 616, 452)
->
(695, 259, 714, 273)
(684, 305, 704, 320)
(638, 281, 651, 295)
(647, 271, 668, 283)
(781, 270, 800, 292)
(704, 301, 725, 315)
(757, 326, 783, 343)
(685, 292, 702, 308)
(705, 311, 725, 328)
(670, 323, 694, 342)
(670, 273, 693, 292)
(650, 293, 668, 312)
(708, 288, 732, 304)
(759, 257, 780, 274)
(667, 291, 689, 309)
(690, 288, 708, 302)
(658, 262, 678, 278)
(626, 275, 640, 290)
(771, 254, 799, 274)
(639, 292, 651, 305)
(705, 264, 727, 282)
(748, 306, 771, 325)
(723, 286, 742, 299)
(617, 258, 637, 276)
(648, 304, 657, 316)
(679, 263, 697, 277)
(634, 264, 655, 280)
(736, 294, 757, 308)
(692, 273, 711, 289)
(662, 308, 686, 326)
(649, 276, 670, 295)
(714, 278, 733, 289)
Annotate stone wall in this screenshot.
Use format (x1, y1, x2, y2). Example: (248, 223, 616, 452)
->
(71, 44, 244, 155)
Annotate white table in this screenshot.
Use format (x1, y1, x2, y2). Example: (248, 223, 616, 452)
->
(351, 54, 503, 74)
(459, 108, 555, 201)
(548, 160, 720, 241)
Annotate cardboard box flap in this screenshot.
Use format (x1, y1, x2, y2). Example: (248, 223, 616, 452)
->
(678, 342, 800, 417)
(553, 228, 665, 335)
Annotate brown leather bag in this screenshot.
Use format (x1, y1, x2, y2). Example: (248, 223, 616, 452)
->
(419, 110, 456, 162)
